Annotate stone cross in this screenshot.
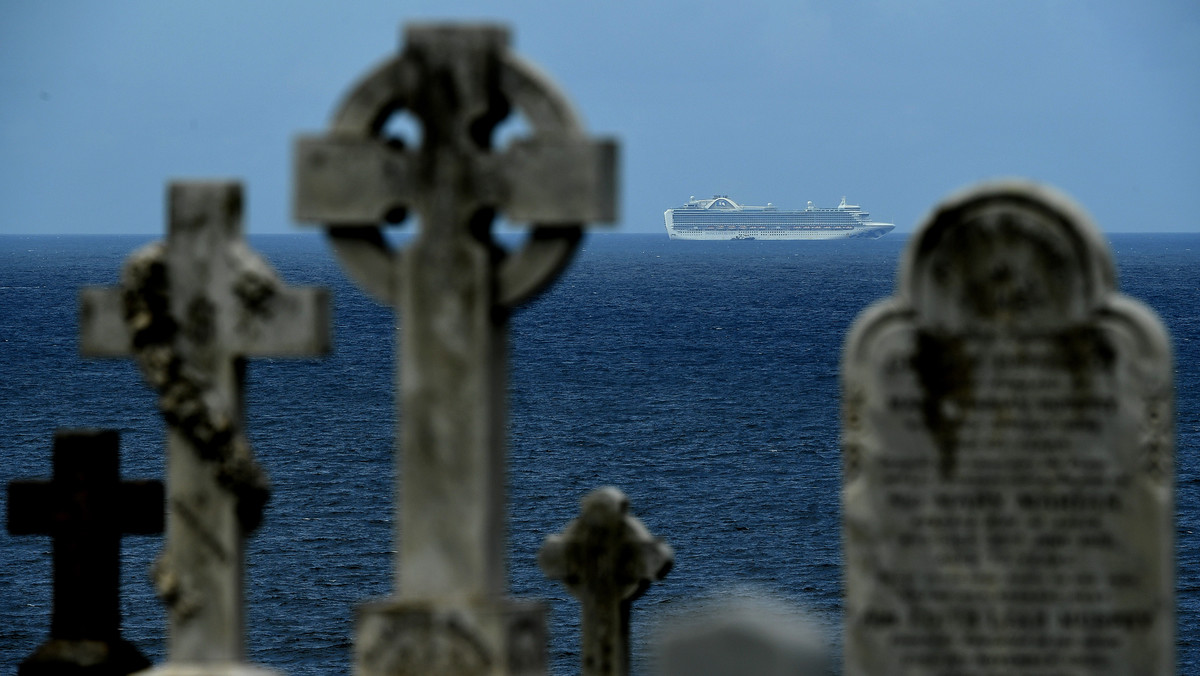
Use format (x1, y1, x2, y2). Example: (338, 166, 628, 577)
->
(539, 487, 673, 676)
(7, 429, 163, 676)
(841, 181, 1174, 675)
(294, 23, 616, 675)
(79, 181, 330, 672)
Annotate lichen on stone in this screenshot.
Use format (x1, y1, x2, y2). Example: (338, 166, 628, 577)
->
(119, 241, 271, 532)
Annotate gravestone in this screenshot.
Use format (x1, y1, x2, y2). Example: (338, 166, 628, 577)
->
(293, 23, 616, 676)
(655, 596, 827, 676)
(841, 181, 1174, 675)
(539, 487, 673, 676)
(8, 429, 163, 675)
(79, 182, 330, 674)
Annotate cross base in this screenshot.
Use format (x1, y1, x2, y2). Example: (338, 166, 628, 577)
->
(132, 663, 282, 676)
(19, 638, 150, 676)
(355, 598, 546, 676)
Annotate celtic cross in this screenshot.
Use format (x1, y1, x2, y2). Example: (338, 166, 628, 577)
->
(294, 23, 616, 675)
(539, 487, 673, 676)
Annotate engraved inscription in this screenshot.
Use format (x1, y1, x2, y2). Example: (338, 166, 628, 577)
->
(864, 337, 1154, 672)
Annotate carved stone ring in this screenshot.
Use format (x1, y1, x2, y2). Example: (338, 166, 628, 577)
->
(294, 24, 617, 308)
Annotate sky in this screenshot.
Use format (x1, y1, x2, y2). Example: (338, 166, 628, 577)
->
(1, 1, 1197, 235)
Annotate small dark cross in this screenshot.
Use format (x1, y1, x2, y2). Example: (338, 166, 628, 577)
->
(7, 429, 162, 675)
(539, 487, 673, 676)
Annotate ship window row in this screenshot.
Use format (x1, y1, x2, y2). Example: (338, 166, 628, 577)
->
(676, 213, 857, 219)
(674, 225, 853, 231)
(675, 218, 860, 225)
(674, 224, 856, 229)
(674, 222, 854, 228)
(676, 224, 853, 228)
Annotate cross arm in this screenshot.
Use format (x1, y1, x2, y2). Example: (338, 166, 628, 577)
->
(293, 136, 417, 225)
(116, 480, 165, 534)
(6, 480, 161, 535)
(500, 137, 617, 224)
(236, 284, 332, 358)
(7, 480, 56, 534)
(81, 276, 329, 359)
(80, 243, 330, 359)
(79, 241, 168, 357)
(538, 487, 674, 597)
(293, 135, 616, 226)
(537, 532, 572, 582)
(79, 287, 134, 357)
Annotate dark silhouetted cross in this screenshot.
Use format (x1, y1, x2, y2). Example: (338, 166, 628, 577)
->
(8, 429, 162, 674)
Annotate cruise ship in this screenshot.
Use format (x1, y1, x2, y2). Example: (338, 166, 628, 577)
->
(664, 195, 894, 240)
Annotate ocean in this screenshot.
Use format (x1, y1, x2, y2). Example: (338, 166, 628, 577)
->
(1, 232, 1197, 674)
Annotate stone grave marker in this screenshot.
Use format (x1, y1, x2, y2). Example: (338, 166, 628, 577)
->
(293, 23, 616, 676)
(655, 596, 828, 676)
(841, 181, 1174, 675)
(539, 487, 673, 676)
(79, 181, 330, 674)
(7, 429, 163, 676)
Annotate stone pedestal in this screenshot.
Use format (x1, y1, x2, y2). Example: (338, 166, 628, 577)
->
(355, 600, 547, 676)
(19, 639, 151, 676)
(134, 665, 280, 676)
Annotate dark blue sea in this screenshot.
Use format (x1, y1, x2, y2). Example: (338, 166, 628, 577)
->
(2, 233, 1197, 674)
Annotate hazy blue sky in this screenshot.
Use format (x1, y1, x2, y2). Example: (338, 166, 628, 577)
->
(2, 1, 1197, 235)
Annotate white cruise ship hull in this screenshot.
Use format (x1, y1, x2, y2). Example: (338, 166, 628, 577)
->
(663, 202, 895, 241)
(663, 217, 895, 240)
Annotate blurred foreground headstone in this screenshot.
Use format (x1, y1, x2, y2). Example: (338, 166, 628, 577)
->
(842, 181, 1174, 674)
(655, 595, 828, 676)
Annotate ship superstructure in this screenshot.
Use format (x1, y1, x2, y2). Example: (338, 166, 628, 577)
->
(663, 195, 894, 240)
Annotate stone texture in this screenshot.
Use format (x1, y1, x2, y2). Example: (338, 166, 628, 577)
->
(79, 182, 330, 673)
(354, 600, 547, 676)
(655, 596, 828, 676)
(7, 429, 163, 676)
(539, 487, 673, 676)
(842, 180, 1174, 675)
(293, 23, 617, 676)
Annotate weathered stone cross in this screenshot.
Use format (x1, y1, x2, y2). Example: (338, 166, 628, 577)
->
(539, 487, 673, 676)
(8, 429, 163, 675)
(294, 23, 615, 675)
(79, 181, 330, 672)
